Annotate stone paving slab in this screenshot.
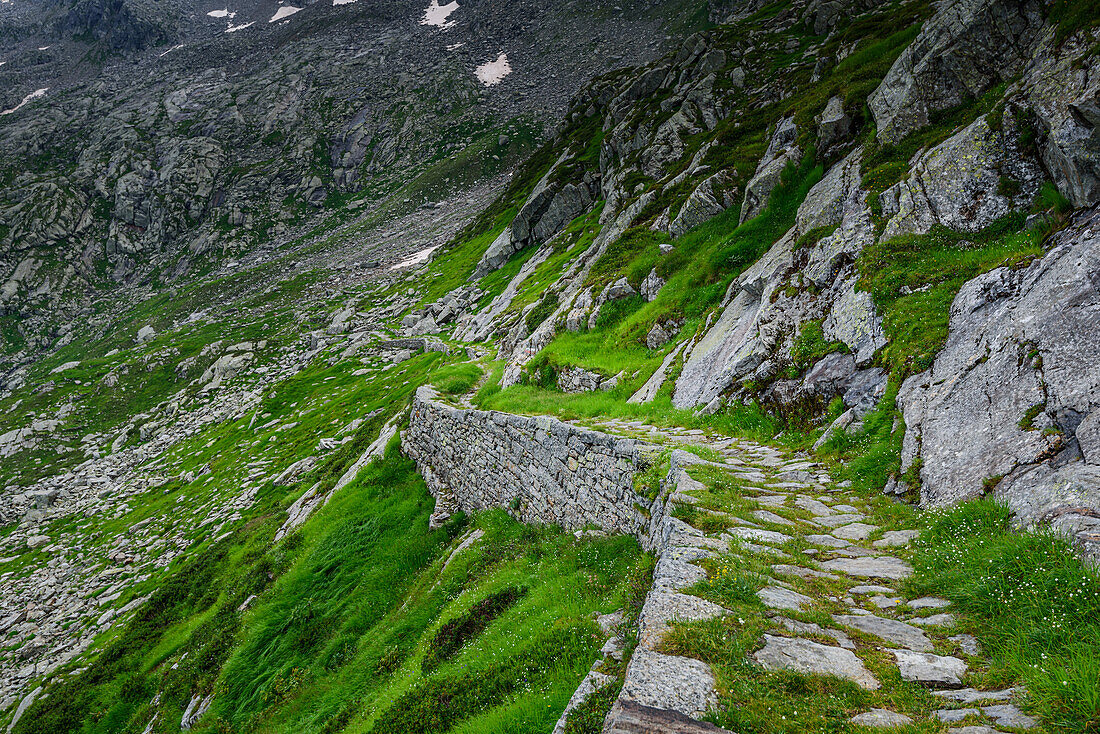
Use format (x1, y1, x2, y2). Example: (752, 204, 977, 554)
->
(753, 634, 881, 690)
(821, 555, 913, 580)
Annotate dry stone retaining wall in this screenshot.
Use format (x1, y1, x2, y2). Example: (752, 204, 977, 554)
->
(403, 386, 649, 536)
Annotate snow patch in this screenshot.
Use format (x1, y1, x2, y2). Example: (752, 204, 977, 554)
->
(333, 0, 357, 5)
(390, 245, 441, 270)
(207, 8, 235, 18)
(475, 52, 511, 86)
(1, 88, 48, 116)
(269, 5, 301, 22)
(420, 0, 459, 28)
(226, 21, 254, 32)
(159, 44, 184, 57)
(446, 42, 464, 51)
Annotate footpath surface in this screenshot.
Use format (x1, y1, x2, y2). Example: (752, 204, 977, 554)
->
(549, 417, 1038, 734)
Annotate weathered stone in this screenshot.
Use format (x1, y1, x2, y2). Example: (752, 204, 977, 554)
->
(833, 613, 933, 652)
(757, 586, 813, 611)
(849, 709, 914, 728)
(868, 0, 1043, 144)
(753, 634, 880, 690)
(821, 556, 912, 580)
(893, 650, 968, 687)
(897, 206, 1100, 557)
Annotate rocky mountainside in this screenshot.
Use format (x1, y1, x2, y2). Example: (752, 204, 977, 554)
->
(0, 0, 1099, 732)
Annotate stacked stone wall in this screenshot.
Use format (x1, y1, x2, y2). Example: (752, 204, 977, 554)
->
(404, 386, 649, 536)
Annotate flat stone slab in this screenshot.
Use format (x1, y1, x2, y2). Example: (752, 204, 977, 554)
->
(758, 585, 813, 611)
(821, 556, 913, 580)
(772, 564, 838, 580)
(726, 527, 791, 545)
(850, 709, 914, 727)
(815, 513, 866, 528)
(603, 700, 735, 734)
(982, 703, 1038, 729)
(950, 634, 981, 656)
(936, 708, 981, 723)
(873, 529, 919, 547)
(909, 596, 951, 609)
(833, 613, 933, 652)
(893, 650, 968, 687)
(795, 496, 834, 516)
(653, 555, 708, 592)
(849, 584, 895, 595)
(869, 595, 904, 609)
(639, 591, 728, 650)
(910, 613, 956, 627)
(753, 634, 880, 690)
(620, 649, 718, 718)
(805, 534, 850, 548)
(752, 509, 795, 526)
(944, 727, 1000, 734)
(832, 522, 878, 541)
(933, 687, 1017, 704)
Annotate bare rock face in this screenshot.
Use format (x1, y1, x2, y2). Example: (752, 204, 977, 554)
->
(673, 149, 878, 408)
(868, 0, 1043, 145)
(898, 205, 1100, 555)
(1020, 33, 1100, 208)
(878, 114, 1045, 242)
(669, 169, 739, 236)
(740, 116, 800, 224)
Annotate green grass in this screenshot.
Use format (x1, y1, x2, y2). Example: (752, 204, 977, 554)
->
(431, 362, 484, 396)
(907, 500, 1100, 731)
(857, 214, 1044, 375)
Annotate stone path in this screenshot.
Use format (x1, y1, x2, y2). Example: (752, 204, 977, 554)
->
(550, 418, 1039, 734)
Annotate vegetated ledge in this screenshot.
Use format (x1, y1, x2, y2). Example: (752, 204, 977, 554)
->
(403, 386, 752, 732)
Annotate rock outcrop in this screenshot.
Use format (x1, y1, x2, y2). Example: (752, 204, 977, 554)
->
(899, 205, 1100, 555)
(868, 0, 1043, 144)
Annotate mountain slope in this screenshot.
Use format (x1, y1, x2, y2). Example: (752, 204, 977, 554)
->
(1, 0, 1099, 732)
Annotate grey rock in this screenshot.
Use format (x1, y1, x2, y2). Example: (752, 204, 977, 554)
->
(879, 115, 1045, 242)
(647, 323, 673, 350)
(873, 530, 919, 548)
(753, 634, 880, 690)
(820, 556, 913, 580)
(868, 0, 1042, 144)
(618, 648, 718, 718)
(833, 613, 933, 652)
(934, 687, 1017, 704)
(670, 170, 739, 237)
(1020, 33, 1100, 207)
(982, 703, 1038, 729)
(831, 522, 877, 541)
(607, 277, 637, 301)
(816, 96, 851, 152)
(897, 206, 1100, 554)
(893, 650, 968, 687)
(757, 586, 813, 611)
(740, 117, 800, 224)
(641, 269, 666, 302)
(849, 709, 914, 728)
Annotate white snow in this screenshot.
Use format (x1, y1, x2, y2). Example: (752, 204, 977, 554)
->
(475, 52, 511, 86)
(333, 0, 357, 5)
(446, 42, 464, 51)
(207, 8, 235, 18)
(390, 245, 441, 270)
(37, 46, 50, 51)
(158, 44, 184, 57)
(269, 5, 302, 22)
(226, 21, 254, 32)
(1, 88, 48, 116)
(420, 0, 459, 28)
